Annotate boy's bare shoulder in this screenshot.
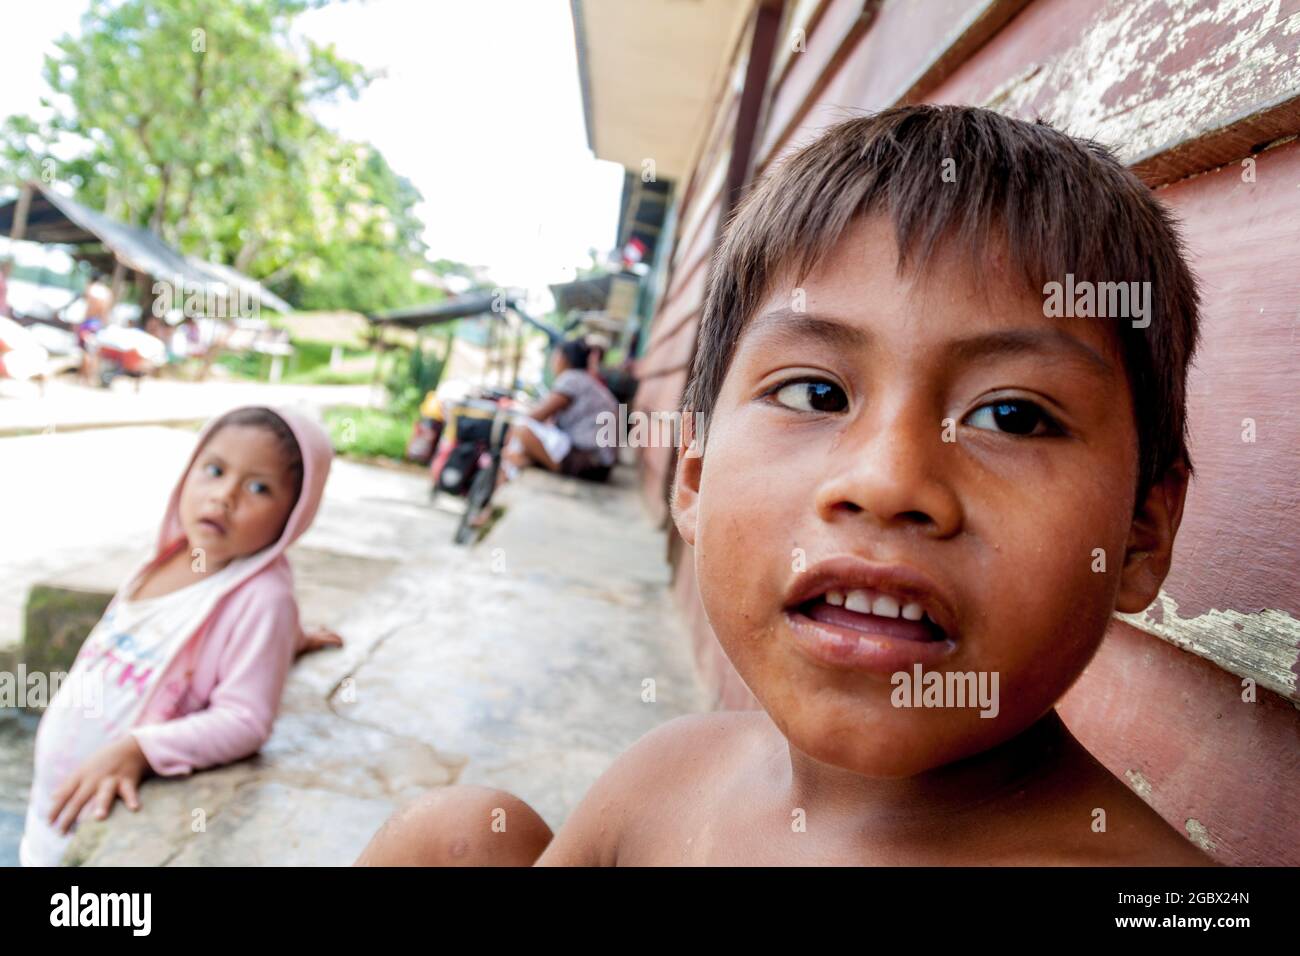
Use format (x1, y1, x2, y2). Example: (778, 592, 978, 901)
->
(1074, 769, 1221, 866)
(581, 709, 770, 801)
(536, 710, 770, 866)
(626, 709, 770, 765)
(1019, 749, 1221, 867)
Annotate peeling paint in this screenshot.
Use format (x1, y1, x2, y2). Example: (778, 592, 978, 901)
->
(980, 0, 1300, 162)
(1185, 817, 1217, 851)
(1117, 590, 1300, 702)
(1124, 768, 1155, 802)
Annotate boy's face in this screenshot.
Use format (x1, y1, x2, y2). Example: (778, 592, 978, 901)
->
(178, 425, 297, 570)
(674, 216, 1185, 777)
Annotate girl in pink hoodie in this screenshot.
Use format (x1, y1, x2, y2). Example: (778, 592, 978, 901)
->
(21, 405, 336, 866)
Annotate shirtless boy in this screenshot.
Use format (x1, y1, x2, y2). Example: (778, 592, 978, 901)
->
(358, 105, 1213, 867)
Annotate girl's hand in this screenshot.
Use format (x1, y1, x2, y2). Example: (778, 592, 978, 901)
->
(47, 735, 150, 835)
(298, 625, 344, 656)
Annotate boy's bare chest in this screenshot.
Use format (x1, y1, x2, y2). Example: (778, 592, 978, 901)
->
(619, 806, 885, 866)
(618, 806, 1080, 866)
(614, 768, 874, 866)
(618, 792, 1207, 866)
(610, 763, 1121, 866)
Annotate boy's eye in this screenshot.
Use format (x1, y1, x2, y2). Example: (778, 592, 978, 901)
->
(964, 399, 1060, 436)
(770, 379, 848, 413)
(204, 463, 222, 478)
(248, 481, 271, 495)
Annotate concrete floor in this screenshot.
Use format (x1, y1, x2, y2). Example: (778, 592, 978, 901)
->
(0, 419, 708, 866)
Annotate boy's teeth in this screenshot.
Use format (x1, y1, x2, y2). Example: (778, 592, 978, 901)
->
(827, 589, 926, 623)
(872, 595, 900, 618)
(843, 590, 872, 614)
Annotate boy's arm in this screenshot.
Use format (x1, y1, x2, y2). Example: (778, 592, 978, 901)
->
(130, 591, 298, 776)
(532, 766, 623, 866)
(536, 714, 707, 866)
(355, 786, 553, 866)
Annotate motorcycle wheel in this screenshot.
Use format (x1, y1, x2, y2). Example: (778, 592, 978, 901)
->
(454, 465, 498, 545)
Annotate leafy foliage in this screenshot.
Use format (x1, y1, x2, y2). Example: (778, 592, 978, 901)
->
(1, 0, 432, 312)
(324, 404, 413, 460)
(385, 330, 451, 414)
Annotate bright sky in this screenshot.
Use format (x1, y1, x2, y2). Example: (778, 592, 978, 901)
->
(0, 0, 625, 295)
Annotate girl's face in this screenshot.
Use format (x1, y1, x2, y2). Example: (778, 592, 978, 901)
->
(178, 425, 298, 569)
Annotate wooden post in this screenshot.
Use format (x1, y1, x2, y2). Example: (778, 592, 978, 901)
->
(510, 318, 524, 393)
(6, 184, 36, 387)
(8, 182, 33, 244)
(368, 324, 386, 408)
(109, 260, 126, 321)
(3, 182, 34, 283)
(485, 317, 499, 386)
(135, 272, 154, 327)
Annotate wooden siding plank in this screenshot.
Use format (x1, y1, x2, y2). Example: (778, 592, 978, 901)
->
(641, 257, 712, 365)
(1059, 619, 1300, 866)
(756, 0, 882, 167)
(770, 0, 837, 94)
(928, 0, 1300, 186)
(892, 0, 1035, 104)
(635, 310, 700, 380)
(1115, 136, 1300, 701)
(757, 0, 1017, 168)
(643, 202, 720, 360)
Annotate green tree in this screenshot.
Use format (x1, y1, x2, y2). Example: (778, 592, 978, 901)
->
(1, 0, 430, 311)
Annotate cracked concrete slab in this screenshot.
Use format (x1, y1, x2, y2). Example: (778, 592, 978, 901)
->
(333, 471, 707, 831)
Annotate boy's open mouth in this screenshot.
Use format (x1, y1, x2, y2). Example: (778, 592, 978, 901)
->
(796, 589, 945, 643)
(780, 558, 960, 674)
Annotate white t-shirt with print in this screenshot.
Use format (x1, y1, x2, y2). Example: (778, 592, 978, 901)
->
(20, 555, 254, 866)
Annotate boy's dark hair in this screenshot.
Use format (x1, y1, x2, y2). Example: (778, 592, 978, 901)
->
(681, 105, 1200, 501)
(558, 337, 591, 371)
(206, 407, 304, 504)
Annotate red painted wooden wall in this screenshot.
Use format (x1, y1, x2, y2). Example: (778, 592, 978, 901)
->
(632, 0, 1300, 865)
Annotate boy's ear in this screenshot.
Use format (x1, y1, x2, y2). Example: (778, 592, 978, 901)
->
(1115, 459, 1190, 614)
(670, 414, 703, 547)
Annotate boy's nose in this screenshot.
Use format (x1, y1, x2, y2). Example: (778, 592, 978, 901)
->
(813, 406, 962, 537)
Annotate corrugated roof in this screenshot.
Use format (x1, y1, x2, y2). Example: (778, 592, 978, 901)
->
(0, 182, 292, 313)
(370, 291, 561, 343)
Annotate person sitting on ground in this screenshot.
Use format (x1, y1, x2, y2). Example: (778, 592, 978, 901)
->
(357, 105, 1215, 867)
(501, 338, 619, 483)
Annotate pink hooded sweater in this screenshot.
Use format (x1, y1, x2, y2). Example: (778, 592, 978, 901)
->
(121, 404, 334, 775)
